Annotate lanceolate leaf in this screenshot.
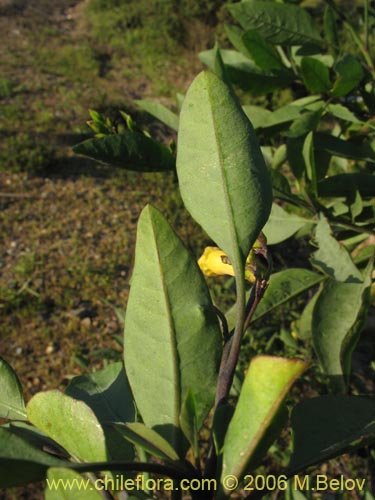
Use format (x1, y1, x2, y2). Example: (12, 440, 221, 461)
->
(115, 422, 180, 462)
(300, 57, 331, 93)
(310, 215, 362, 282)
(199, 50, 293, 94)
(220, 356, 307, 495)
(124, 205, 221, 454)
(289, 396, 375, 473)
(228, 1, 323, 46)
(73, 132, 175, 172)
(134, 100, 179, 131)
(312, 260, 372, 391)
(241, 30, 283, 70)
(0, 357, 27, 420)
(176, 70, 272, 269)
(262, 203, 311, 245)
(27, 391, 108, 462)
(0, 427, 65, 487)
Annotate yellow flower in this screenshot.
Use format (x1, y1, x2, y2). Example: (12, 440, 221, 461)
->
(198, 234, 268, 283)
(198, 247, 236, 278)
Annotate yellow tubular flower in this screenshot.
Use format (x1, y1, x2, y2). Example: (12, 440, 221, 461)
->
(198, 234, 269, 284)
(197, 247, 235, 278)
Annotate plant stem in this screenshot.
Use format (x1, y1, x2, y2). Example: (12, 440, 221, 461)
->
(214, 271, 246, 406)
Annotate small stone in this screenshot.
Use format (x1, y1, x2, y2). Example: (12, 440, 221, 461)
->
(45, 344, 54, 355)
(81, 317, 91, 329)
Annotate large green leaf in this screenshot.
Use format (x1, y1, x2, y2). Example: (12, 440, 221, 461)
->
(228, 1, 323, 46)
(312, 260, 372, 391)
(0, 357, 27, 420)
(289, 396, 375, 473)
(300, 57, 331, 93)
(72, 132, 175, 172)
(27, 390, 108, 462)
(262, 203, 311, 245)
(124, 205, 222, 454)
(226, 269, 324, 331)
(45, 468, 103, 500)
(134, 100, 179, 131)
(310, 215, 362, 282)
(220, 356, 307, 495)
(0, 427, 65, 487)
(176, 70, 272, 268)
(199, 49, 293, 94)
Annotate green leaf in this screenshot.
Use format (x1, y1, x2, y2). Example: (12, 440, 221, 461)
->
(179, 390, 199, 456)
(324, 5, 339, 57)
(327, 103, 362, 123)
(0, 427, 65, 487)
(135, 100, 179, 131)
(287, 136, 305, 179)
(45, 468, 103, 500)
(73, 132, 175, 172)
(302, 131, 317, 193)
(225, 24, 247, 54)
(199, 49, 293, 94)
(176, 70, 272, 267)
(262, 203, 311, 245)
(241, 30, 283, 70)
(114, 422, 180, 462)
(124, 205, 221, 454)
(228, 1, 323, 46)
(312, 260, 372, 391)
(27, 390, 108, 462)
(220, 356, 307, 494)
(65, 362, 135, 425)
(298, 289, 322, 341)
(0, 357, 27, 420)
(331, 55, 364, 98)
(300, 57, 331, 93)
(65, 362, 135, 462)
(212, 44, 233, 88)
(271, 171, 308, 209)
(287, 108, 323, 138)
(310, 215, 362, 282)
(318, 173, 375, 197)
(289, 396, 375, 473)
(226, 269, 324, 337)
(314, 133, 375, 163)
(242, 105, 273, 129)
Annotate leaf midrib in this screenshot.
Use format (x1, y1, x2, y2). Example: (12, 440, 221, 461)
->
(151, 220, 181, 448)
